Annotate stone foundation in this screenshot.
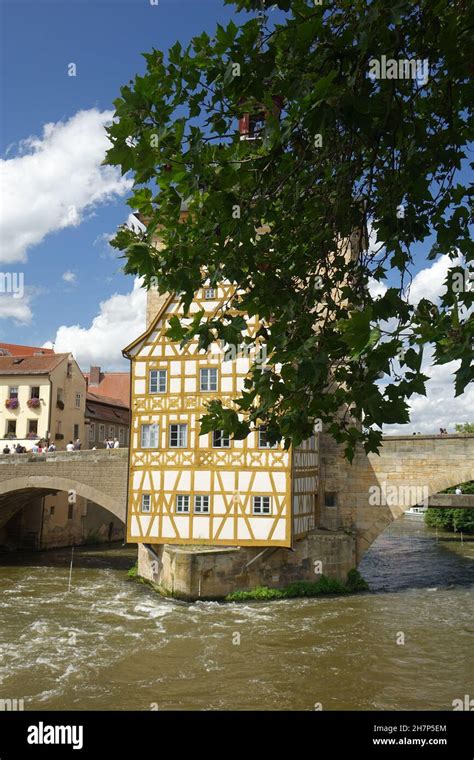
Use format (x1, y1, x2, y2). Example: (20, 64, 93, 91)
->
(137, 529, 357, 601)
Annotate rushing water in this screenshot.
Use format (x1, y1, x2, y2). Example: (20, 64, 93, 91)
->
(0, 518, 472, 711)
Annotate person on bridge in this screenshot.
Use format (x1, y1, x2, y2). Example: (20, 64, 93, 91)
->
(48, 442, 56, 452)
(113, 438, 120, 448)
(74, 439, 81, 450)
(15, 443, 22, 454)
(2, 445, 10, 454)
(66, 441, 75, 452)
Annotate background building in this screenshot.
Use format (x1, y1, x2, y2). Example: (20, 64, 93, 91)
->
(84, 366, 130, 447)
(86, 390, 130, 448)
(0, 347, 124, 550)
(0, 350, 85, 450)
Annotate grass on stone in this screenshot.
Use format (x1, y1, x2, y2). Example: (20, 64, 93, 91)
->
(225, 570, 368, 602)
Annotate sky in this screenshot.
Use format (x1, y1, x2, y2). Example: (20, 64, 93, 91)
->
(0, 0, 471, 433)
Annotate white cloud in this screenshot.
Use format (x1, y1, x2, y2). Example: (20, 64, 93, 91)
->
(368, 277, 387, 299)
(385, 348, 473, 435)
(0, 293, 33, 324)
(375, 255, 471, 434)
(0, 109, 132, 263)
(47, 278, 147, 370)
(407, 252, 461, 305)
(62, 271, 77, 284)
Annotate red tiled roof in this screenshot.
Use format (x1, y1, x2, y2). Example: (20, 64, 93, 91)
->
(86, 390, 129, 409)
(84, 372, 130, 406)
(0, 353, 67, 374)
(0, 343, 54, 356)
(85, 399, 130, 425)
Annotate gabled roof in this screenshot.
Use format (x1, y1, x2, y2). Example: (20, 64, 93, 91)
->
(122, 292, 175, 359)
(0, 353, 67, 375)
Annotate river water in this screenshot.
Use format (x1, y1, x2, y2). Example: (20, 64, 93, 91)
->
(0, 518, 472, 711)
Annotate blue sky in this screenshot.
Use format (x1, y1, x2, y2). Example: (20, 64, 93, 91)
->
(0, 0, 241, 357)
(0, 0, 471, 431)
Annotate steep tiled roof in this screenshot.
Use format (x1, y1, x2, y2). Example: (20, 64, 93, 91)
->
(84, 372, 130, 406)
(86, 390, 129, 409)
(86, 399, 130, 425)
(0, 353, 67, 374)
(0, 343, 54, 356)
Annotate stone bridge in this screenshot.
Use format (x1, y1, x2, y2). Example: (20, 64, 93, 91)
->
(0, 435, 471, 564)
(0, 449, 128, 531)
(320, 433, 474, 561)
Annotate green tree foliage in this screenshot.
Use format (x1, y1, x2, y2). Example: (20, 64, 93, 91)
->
(455, 422, 474, 433)
(425, 480, 474, 533)
(105, 0, 473, 459)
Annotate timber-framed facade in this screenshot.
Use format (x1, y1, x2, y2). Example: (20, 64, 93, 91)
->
(123, 285, 319, 548)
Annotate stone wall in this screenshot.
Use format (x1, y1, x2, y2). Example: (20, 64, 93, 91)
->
(138, 529, 356, 601)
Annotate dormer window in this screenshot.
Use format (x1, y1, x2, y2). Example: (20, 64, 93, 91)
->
(204, 287, 216, 300)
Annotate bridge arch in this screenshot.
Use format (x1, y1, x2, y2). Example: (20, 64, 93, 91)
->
(320, 433, 474, 561)
(360, 471, 474, 562)
(0, 475, 125, 523)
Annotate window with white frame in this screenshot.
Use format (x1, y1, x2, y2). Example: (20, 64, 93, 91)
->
(141, 494, 151, 513)
(109, 425, 115, 439)
(212, 429, 230, 448)
(176, 495, 190, 513)
(141, 423, 159, 448)
(252, 496, 271, 515)
(9, 386, 18, 400)
(89, 422, 95, 441)
(75, 392, 81, 409)
(169, 423, 187, 448)
(99, 424, 105, 442)
(258, 427, 277, 448)
(149, 369, 167, 393)
(194, 495, 210, 513)
(200, 367, 218, 391)
(204, 287, 216, 300)
(119, 427, 124, 444)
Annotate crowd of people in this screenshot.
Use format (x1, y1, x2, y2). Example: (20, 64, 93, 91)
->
(1, 437, 121, 455)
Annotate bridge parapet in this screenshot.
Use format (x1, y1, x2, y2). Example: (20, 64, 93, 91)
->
(0, 448, 129, 465)
(427, 493, 474, 509)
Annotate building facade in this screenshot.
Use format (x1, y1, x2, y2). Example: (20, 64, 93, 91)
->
(0, 351, 86, 450)
(123, 287, 319, 548)
(85, 390, 130, 448)
(83, 365, 130, 447)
